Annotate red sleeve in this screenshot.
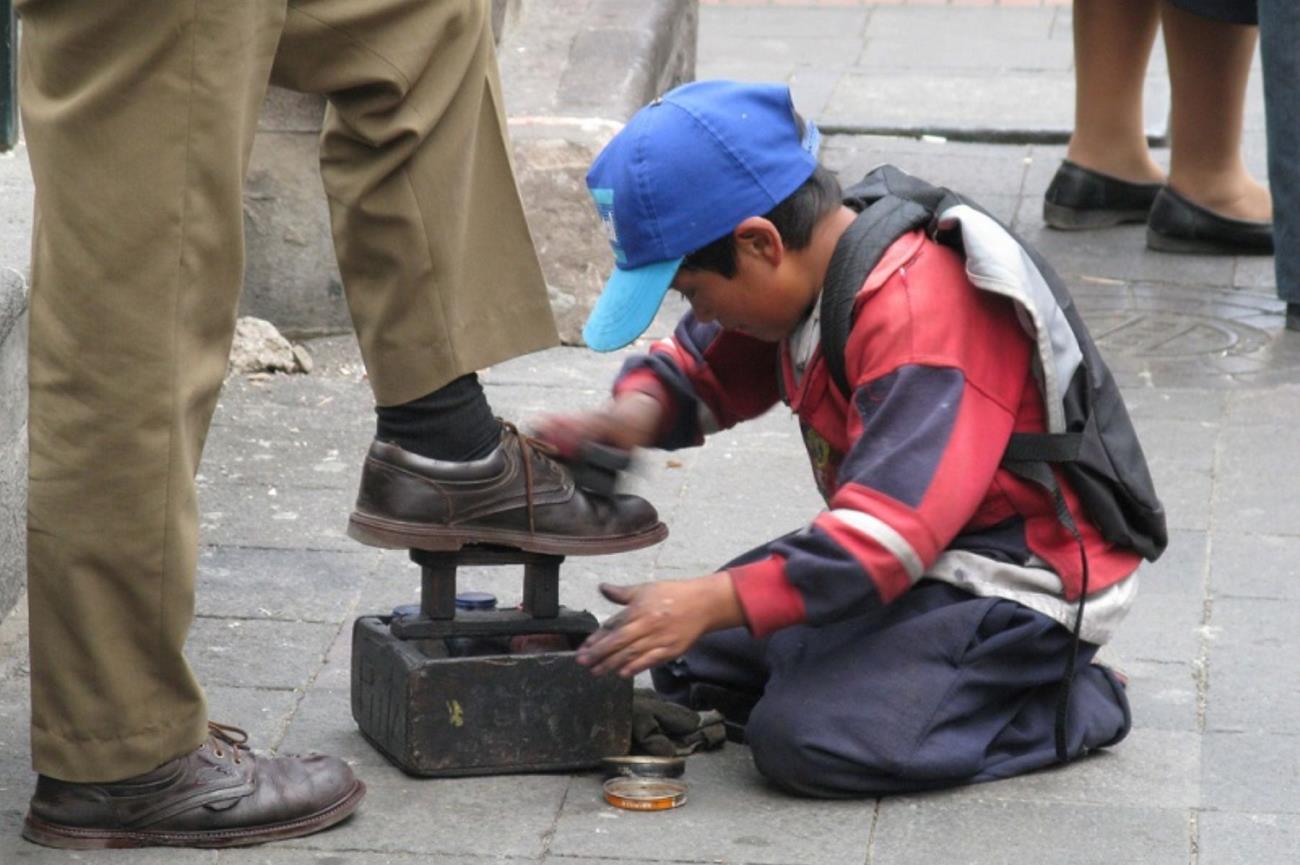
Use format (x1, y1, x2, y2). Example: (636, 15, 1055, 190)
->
(611, 313, 782, 449)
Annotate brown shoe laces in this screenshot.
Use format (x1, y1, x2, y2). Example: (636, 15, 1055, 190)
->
(205, 721, 250, 764)
(500, 420, 562, 536)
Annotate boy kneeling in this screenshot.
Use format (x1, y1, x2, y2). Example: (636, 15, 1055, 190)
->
(539, 81, 1160, 797)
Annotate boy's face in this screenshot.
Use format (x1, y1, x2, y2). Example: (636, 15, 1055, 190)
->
(669, 220, 815, 343)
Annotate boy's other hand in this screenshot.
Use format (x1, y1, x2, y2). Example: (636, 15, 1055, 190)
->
(576, 574, 745, 678)
(530, 392, 664, 457)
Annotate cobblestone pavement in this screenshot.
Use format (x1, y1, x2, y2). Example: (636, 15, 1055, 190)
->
(0, 3, 1296, 864)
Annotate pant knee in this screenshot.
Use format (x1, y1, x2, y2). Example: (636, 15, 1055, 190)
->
(745, 700, 843, 798)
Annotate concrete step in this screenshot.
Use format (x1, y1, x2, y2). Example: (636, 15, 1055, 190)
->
(240, 0, 697, 343)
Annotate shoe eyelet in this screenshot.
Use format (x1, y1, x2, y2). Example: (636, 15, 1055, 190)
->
(214, 749, 224, 759)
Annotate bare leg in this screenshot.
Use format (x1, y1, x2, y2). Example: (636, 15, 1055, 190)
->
(1162, 2, 1272, 221)
(1067, 0, 1166, 184)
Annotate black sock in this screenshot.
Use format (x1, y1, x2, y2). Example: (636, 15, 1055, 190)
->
(375, 373, 501, 462)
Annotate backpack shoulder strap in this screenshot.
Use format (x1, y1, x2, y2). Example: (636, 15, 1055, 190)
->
(821, 195, 932, 396)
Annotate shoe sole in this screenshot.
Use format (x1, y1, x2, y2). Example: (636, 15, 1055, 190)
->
(21, 779, 366, 850)
(1146, 227, 1274, 256)
(1043, 201, 1151, 230)
(347, 511, 669, 556)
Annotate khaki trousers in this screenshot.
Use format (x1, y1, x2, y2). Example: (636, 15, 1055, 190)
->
(19, 0, 558, 781)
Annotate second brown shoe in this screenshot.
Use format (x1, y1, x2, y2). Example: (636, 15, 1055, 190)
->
(348, 424, 668, 555)
(23, 722, 364, 849)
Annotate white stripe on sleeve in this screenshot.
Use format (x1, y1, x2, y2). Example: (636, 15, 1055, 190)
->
(826, 508, 925, 582)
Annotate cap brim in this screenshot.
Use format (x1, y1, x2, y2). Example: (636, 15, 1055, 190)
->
(581, 257, 684, 352)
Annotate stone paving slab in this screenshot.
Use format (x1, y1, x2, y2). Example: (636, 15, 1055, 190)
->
(922, 728, 1202, 810)
(1225, 382, 1300, 426)
(1213, 424, 1300, 537)
(0, 831, 220, 865)
(203, 684, 305, 748)
(1129, 419, 1218, 533)
(186, 617, 343, 691)
(200, 422, 368, 491)
(1203, 597, 1300, 735)
(872, 798, 1192, 865)
(1136, 528, 1207, 598)
(706, 6, 871, 39)
(1235, 254, 1279, 291)
(549, 745, 877, 865)
(311, 772, 574, 860)
(1202, 732, 1300, 814)
(699, 4, 1173, 140)
(1209, 532, 1300, 600)
(1199, 812, 1300, 865)
(1106, 589, 1205, 668)
(825, 70, 1088, 138)
(195, 544, 378, 626)
(223, 853, 512, 865)
(1113, 658, 1199, 734)
(197, 476, 360, 552)
(1125, 388, 1231, 424)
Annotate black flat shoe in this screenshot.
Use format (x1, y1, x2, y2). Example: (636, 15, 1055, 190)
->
(1043, 160, 1163, 230)
(1146, 186, 1273, 255)
(1287, 303, 1300, 332)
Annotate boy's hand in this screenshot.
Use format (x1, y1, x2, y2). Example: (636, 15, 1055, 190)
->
(531, 391, 664, 458)
(576, 573, 745, 678)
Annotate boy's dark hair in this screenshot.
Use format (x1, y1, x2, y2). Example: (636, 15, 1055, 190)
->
(680, 164, 843, 278)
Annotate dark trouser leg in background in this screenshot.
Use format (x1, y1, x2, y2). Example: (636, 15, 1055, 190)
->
(1259, 0, 1300, 323)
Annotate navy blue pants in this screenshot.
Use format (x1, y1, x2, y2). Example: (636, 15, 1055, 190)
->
(652, 578, 1131, 798)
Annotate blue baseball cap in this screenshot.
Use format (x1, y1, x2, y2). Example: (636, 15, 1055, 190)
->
(582, 80, 821, 352)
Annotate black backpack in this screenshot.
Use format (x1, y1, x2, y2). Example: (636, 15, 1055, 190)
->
(819, 165, 1167, 760)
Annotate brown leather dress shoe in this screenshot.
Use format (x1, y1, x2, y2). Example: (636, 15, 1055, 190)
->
(23, 722, 365, 849)
(348, 423, 668, 555)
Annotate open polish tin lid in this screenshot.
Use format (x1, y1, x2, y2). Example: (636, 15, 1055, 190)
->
(602, 777, 688, 811)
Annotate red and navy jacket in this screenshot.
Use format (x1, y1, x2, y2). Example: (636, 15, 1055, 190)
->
(614, 229, 1141, 640)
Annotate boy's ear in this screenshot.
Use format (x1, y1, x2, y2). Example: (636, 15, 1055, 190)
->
(733, 217, 784, 267)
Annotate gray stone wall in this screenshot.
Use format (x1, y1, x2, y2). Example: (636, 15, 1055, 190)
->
(240, 90, 343, 337)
